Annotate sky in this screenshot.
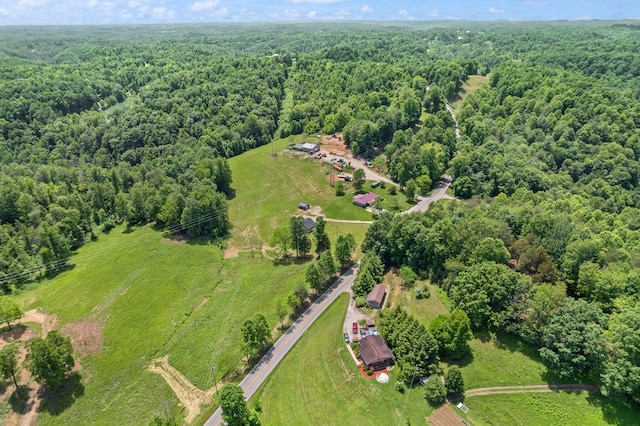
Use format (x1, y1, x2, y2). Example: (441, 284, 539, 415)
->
(0, 0, 637, 25)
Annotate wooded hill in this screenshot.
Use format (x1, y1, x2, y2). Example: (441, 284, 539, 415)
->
(1, 21, 640, 411)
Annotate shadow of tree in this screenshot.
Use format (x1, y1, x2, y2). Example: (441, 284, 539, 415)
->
(9, 385, 31, 414)
(0, 324, 27, 342)
(586, 393, 639, 426)
(37, 372, 84, 416)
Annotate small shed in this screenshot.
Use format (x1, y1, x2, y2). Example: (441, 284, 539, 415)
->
(367, 284, 386, 309)
(295, 143, 320, 153)
(298, 202, 310, 210)
(359, 335, 394, 370)
(353, 192, 379, 208)
(302, 217, 315, 233)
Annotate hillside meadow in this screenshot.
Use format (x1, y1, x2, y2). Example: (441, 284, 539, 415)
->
(9, 137, 376, 424)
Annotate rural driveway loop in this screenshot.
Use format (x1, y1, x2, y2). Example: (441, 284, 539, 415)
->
(205, 262, 360, 426)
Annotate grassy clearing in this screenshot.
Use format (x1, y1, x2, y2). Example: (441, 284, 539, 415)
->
(449, 75, 490, 112)
(15, 225, 309, 424)
(101, 97, 135, 116)
(461, 392, 638, 426)
(252, 293, 434, 425)
(228, 138, 408, 248)
(456, 332, 563, 390)
(388, 278, 449, 325)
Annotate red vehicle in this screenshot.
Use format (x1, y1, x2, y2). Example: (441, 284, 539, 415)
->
(352, 322, 358, 334)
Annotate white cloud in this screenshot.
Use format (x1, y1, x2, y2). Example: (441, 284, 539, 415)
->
(0, 7, 8, 16)
(489, 7, 506, 14)
(574, 15, 592, 20)
(425, 9, 438, 17)
(87, 0, 98, 7)
(307, 10, 316, 18)
(289, 0, 343, 4)
(151, 7, 175, 20)
(211, 7, 228, 18)
(361, 5, 372, 13)
(332, 8, 351, 17)
(120, 10, 132, 19)
(398, 9, 413, 19)
(284, 8, 299, 18)
(189, 0, 221, 12)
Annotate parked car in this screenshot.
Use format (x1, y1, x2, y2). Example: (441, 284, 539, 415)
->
(352, 322, 358, 334)
(344, 332, 350, 343)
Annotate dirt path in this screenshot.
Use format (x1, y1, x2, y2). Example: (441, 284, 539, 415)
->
(464, 383, 599, 397)
(149, 356, 217, 424)
(323, 218, 374, 224)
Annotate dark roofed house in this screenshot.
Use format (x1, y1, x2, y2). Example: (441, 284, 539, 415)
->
(302, 217, 315, 233)
(367, 284, 386, 309)
(353, 192, 379, 208)
(359, 335, 394, 370)
(298, 202, 310, 210)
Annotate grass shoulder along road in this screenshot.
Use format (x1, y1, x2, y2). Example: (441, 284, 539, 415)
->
(251, 293, 435, 425)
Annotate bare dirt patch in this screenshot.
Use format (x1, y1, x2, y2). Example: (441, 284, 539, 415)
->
(149, 356, 217, 424)
(62, 321, 104, 356)
(428, 404, 465, 426)
(321, 133, 349, 156)
(194, 297, 209, 312)
(224, 244, 239, 259)
(16, 310, 58, 337)
(163, 237, 187, 245)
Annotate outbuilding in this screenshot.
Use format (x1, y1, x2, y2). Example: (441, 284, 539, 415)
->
(294, 143, 320, 153)
(359, 335, 394, 370)
(366, 284, 386, 309)
(302, 217, 315, 233)
(353, 192, 379, 208)
(298, 202, 310, 210)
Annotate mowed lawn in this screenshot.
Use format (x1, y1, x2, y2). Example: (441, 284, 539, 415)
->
(462, 393, 638, 426)
(251, 293, 435, 425)
(15, 224, 309, 425)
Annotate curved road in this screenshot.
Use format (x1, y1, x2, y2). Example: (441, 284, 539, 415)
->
(204, 262, 360, 426)
(406, 175, 455, 214)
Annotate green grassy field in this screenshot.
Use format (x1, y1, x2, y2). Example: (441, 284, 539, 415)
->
(388, 278, 449, 325)
(461, 393, 638, 426)
(227, 137, 406, 249)
(251, 293, 435, 425)
(15, 225, 310, 424)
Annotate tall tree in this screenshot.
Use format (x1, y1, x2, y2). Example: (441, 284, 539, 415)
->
(601, 304, 640, 405)
(539, 299, 607, 379)
(25, 330, 75, 389)
(445, 366, 464, 395)
(0, 345, 19, 387)
(313, 216, 330, 254)
(219, 383, 260, 426)
(269, 227, 291, 258)
(0, 296, 22, 328)
(289, 216, 310, 257)
(335, 233, 356, 266)
(353, 169, 366, 193)
(241, 313, 271, 357)
(317, 251, 337, 284)
(305, 263, 321, 291)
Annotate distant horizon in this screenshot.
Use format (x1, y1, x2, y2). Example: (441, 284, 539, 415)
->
(0, 1, 638, 26)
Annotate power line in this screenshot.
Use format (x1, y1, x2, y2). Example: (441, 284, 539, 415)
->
(0, 209, 229, 286)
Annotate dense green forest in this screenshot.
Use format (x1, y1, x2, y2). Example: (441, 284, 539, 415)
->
(1, 21, 640, 419)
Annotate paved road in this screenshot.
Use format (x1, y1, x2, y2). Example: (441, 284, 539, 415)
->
(405, 175, 455, 214)
(204, 262, 360, 426)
